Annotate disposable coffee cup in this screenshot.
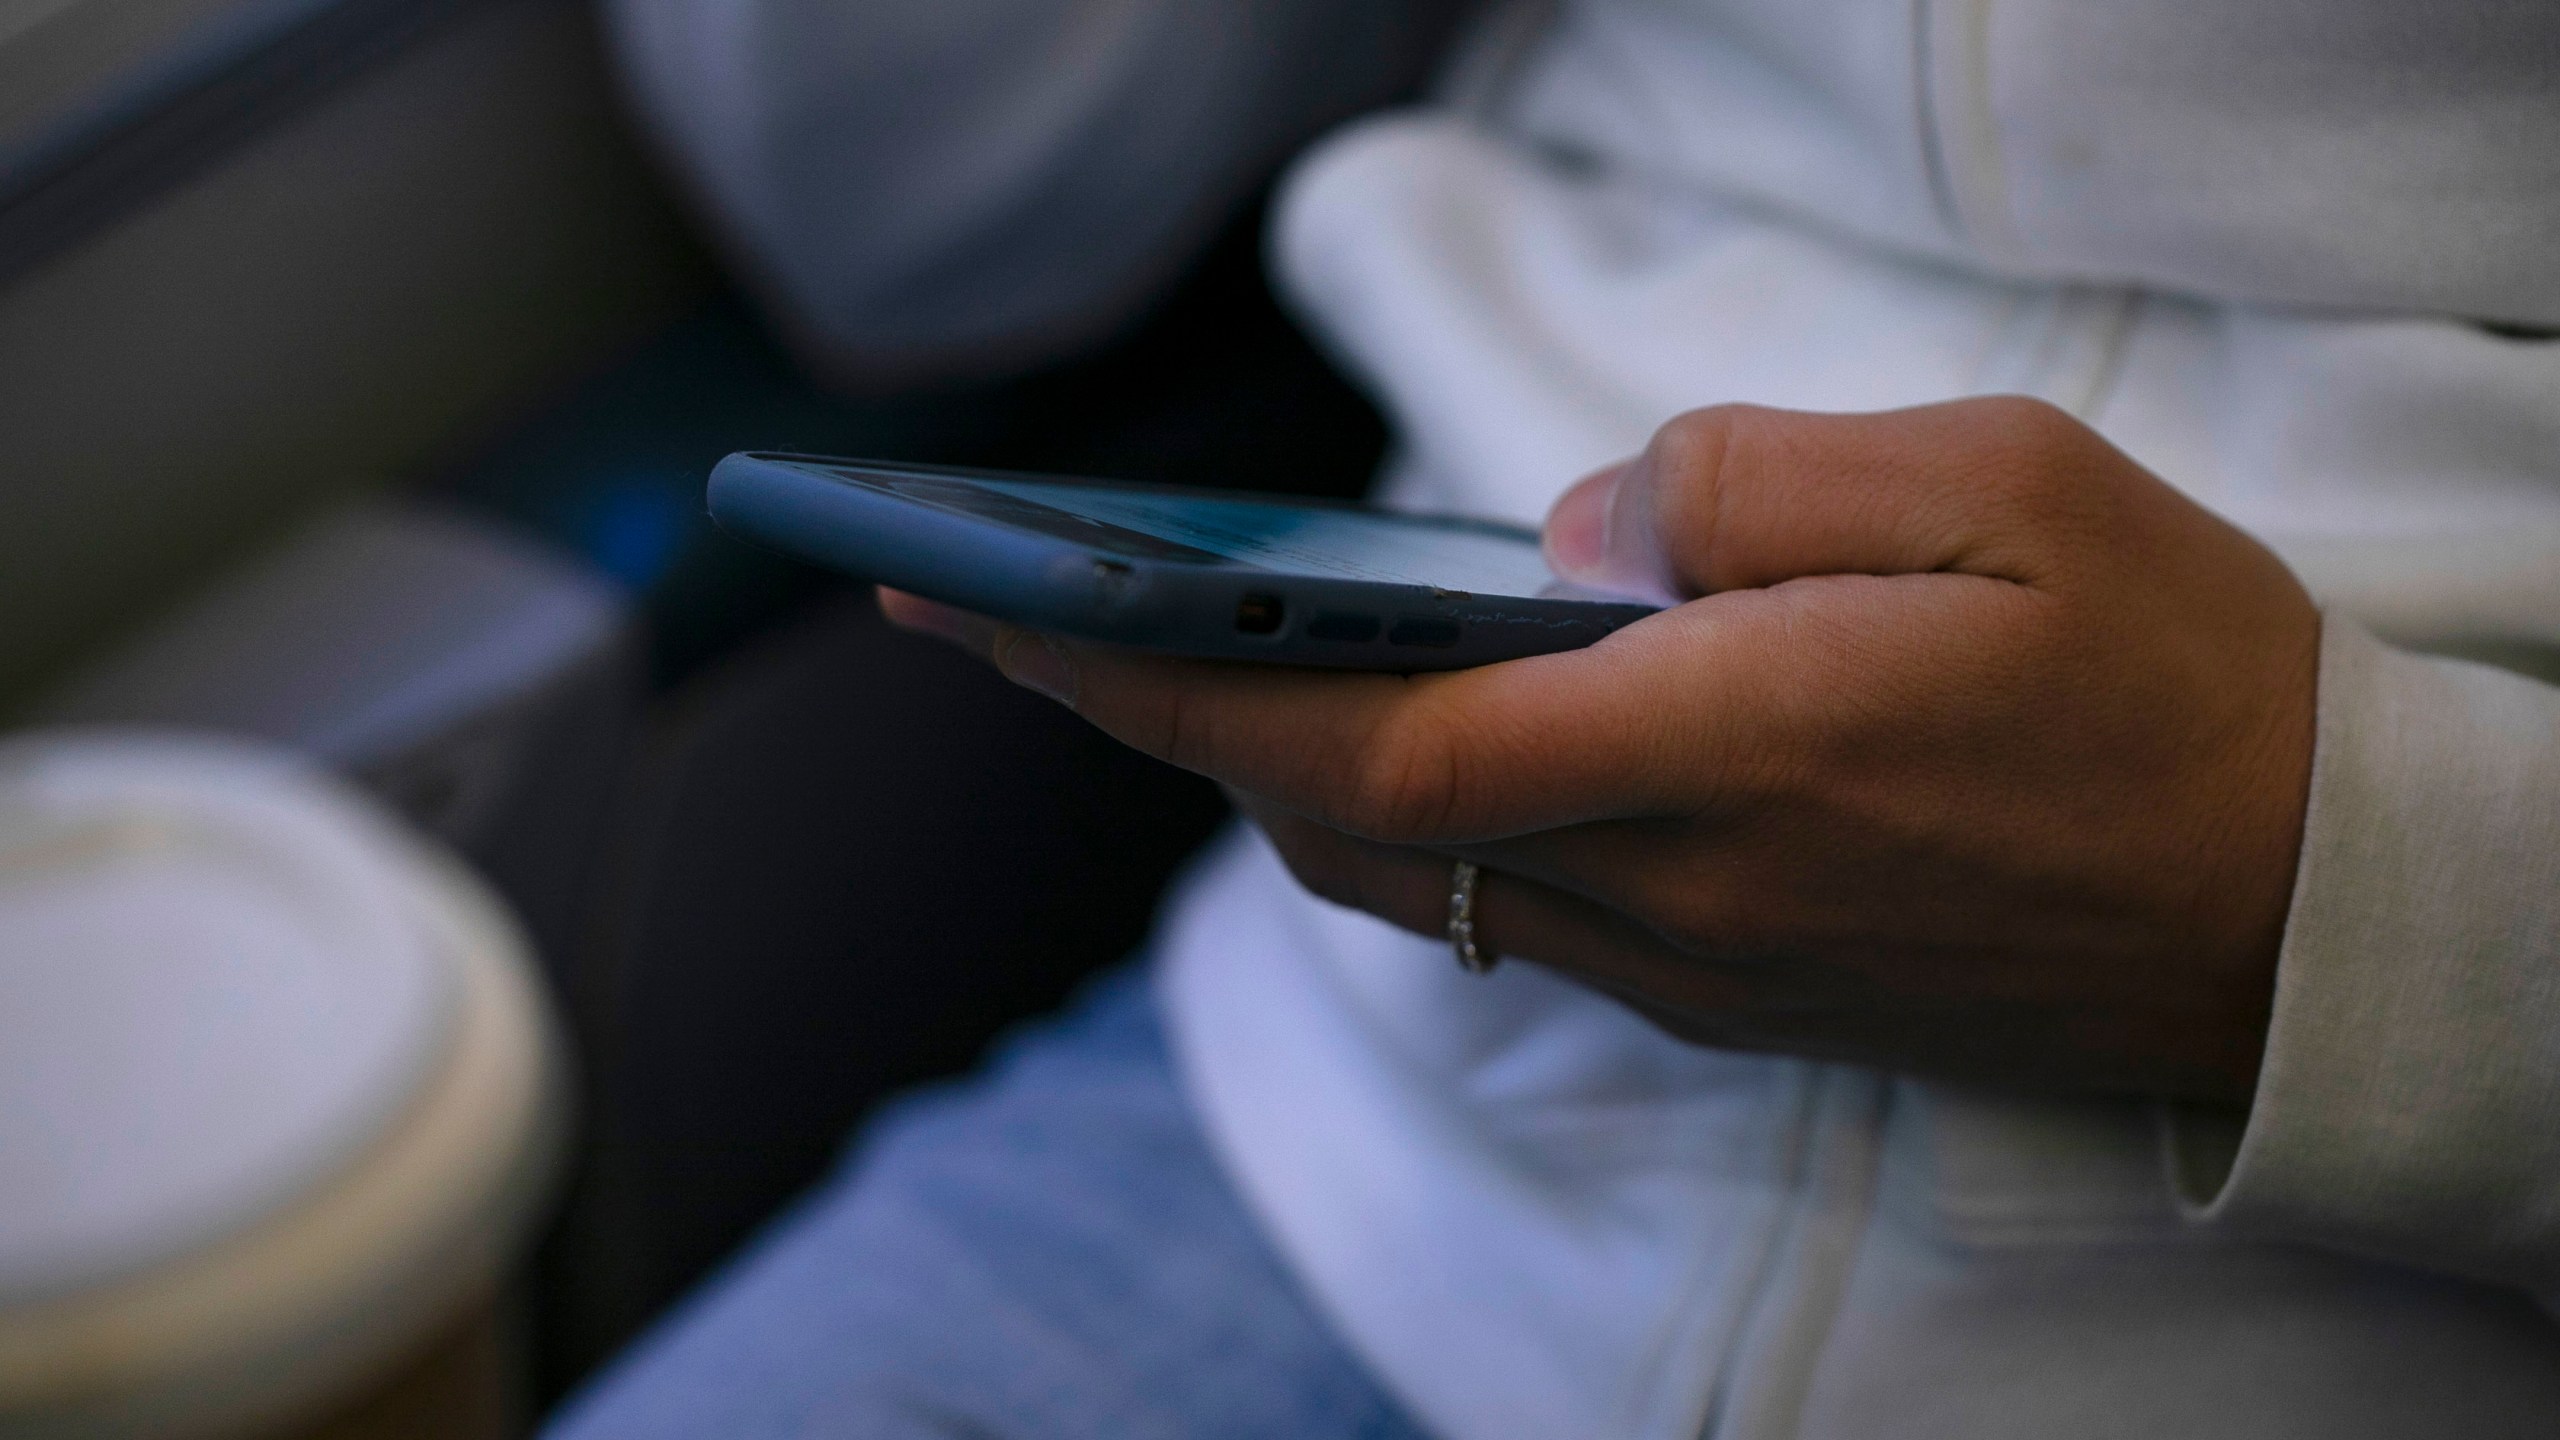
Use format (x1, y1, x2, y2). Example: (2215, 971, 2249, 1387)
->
(0, 733, 567, 1440)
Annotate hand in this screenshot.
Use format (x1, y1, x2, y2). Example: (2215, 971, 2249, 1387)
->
(886, 398, 2321, 1105)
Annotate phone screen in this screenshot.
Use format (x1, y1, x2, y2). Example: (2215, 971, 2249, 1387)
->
(813, 463, 1563, 598)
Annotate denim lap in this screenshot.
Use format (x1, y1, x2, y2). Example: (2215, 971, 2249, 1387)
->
(544, 966, 1428, 1440)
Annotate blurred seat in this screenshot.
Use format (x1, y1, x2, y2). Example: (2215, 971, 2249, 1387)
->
(31, 503, 643, 1001)
(0, 0, 711, 709)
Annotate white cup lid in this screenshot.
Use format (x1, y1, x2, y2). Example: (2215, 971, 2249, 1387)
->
(0, 734, 458, 1307)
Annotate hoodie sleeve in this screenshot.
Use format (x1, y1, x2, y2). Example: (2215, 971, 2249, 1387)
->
(601, 0, 1470, 383)
(2166, 617, 2560, 1295)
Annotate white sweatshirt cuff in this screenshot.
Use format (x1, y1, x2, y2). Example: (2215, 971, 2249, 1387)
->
(2166, 617, 2560, 1291)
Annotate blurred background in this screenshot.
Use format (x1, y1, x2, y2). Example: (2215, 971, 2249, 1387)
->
(0, 0, 1426, 1431)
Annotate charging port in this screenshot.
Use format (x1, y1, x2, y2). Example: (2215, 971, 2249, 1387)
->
(1234, 594, 1285, 635)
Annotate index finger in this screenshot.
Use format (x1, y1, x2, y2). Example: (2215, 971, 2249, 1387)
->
(996, 599, 1781, 844)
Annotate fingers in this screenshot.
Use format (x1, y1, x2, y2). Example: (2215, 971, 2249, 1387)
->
(879, 587, 1002, 661)
(885, 400, 2161, 853)
(1001, 608, 1787, 841)
(1541, 460, 1676, 604)
(1543, 397, 2142, 600)
(1240, 799, 2071, 1077)
(881, 575, 1793, 841)
(881, 587, 1090, 707)
(1237, 796, 1756, 1013)
(901, 573, 2041, 854)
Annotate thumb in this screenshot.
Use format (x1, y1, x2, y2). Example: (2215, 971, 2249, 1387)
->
(1543, 398, 2115, 599)
(1541, 461, 1685, 606)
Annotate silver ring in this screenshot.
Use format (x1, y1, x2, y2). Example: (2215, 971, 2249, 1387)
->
(1447, 860, 1498, 975)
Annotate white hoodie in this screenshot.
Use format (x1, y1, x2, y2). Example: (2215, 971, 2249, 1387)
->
(611, 2, 2560, 1434)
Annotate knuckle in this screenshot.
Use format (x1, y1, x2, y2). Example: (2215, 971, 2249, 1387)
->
(1964, 397, 2096, 492)
(1970, 394, 2080, 452)
(1139, 680, 1205, 770)
(1934, 397, 2116, 554)
(1646, 404, 1758, 572)
(1648, 406, 1750, 503)
(1264, 824, 1369, 911)
(1651, 405, 1743, 469)
(1332, 705, 1463, 843)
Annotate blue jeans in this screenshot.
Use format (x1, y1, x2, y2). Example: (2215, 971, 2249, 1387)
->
(545, 967, 1427, 1439)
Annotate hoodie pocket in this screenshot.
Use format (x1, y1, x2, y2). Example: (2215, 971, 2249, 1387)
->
(1880, 1079, 2216, 1249)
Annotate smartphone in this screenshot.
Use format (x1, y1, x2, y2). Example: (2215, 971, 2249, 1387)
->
(706, 453, 1660, 670)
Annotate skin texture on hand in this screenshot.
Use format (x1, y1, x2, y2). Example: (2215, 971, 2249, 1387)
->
(885, 397, 2322, 1105)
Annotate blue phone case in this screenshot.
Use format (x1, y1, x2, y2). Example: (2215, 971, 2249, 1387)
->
(707, 453, 1658, 671)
